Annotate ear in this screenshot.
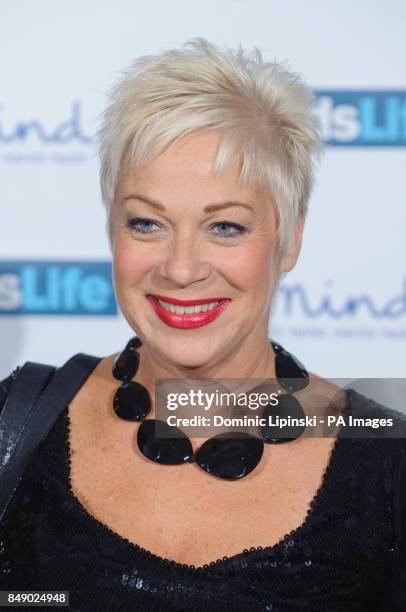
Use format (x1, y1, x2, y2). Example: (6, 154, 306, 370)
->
(279, 214, 305, 274)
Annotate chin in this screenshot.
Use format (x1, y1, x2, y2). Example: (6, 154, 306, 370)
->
(156, 340, 220, 371)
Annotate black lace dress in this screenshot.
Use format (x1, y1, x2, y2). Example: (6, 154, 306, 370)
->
(1, 363, 406, 611)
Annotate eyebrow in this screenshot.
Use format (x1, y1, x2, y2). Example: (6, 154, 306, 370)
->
(121, 192, 253, 214)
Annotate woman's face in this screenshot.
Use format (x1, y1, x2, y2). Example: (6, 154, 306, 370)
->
(112, 130, 303, 370)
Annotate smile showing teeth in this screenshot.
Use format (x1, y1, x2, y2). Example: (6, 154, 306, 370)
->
(157, 299, 221, 314)
(148, 295, 231, 329)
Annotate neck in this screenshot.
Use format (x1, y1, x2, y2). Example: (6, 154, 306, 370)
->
(135, 335, 277, 400)
(133, 335, 277, 450)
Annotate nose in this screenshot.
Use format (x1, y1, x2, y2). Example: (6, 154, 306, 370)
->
(157, 232, 212, 287)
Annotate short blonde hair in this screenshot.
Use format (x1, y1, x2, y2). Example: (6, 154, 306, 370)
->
(97, 37, 323, 256)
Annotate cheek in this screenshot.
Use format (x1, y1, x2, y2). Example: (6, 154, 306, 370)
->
(112, 237, 151, 286)
(223, 241, 279, 290)
(113, 239, 133, 283)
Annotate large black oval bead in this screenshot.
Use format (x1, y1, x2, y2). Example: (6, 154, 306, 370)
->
(275, 349, 309, 393)
(137, 419, 193, 464)
(126, 336, 142, 350)
(113, 381, 151, 421)
(260, 393, 306, 443)
(112, 347, 140, 382)
(195, 432, 264, 480)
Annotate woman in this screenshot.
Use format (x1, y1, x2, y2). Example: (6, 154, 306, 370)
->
(1, 38, 405, 611)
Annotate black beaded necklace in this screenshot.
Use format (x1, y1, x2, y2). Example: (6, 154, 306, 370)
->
(112, 337, 309, 480)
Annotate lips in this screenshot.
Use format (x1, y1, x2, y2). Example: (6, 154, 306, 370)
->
(146, 295, 231, 329)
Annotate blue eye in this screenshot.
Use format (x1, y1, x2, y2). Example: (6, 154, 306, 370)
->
(126, 218, 247, 239)
(211, 221, 247, 238)
(126, 218, 160, 234)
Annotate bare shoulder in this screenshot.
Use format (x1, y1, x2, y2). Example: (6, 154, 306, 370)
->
(77, 352, 118, 397)
(69, 352, 120, 441)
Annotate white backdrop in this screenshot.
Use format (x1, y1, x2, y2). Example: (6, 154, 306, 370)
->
(1, 0, 405, 379)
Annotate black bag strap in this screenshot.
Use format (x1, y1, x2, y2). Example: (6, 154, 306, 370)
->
(0, 352, 101, 522)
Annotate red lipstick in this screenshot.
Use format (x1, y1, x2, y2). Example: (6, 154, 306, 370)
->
(146, 295, 231, 329)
